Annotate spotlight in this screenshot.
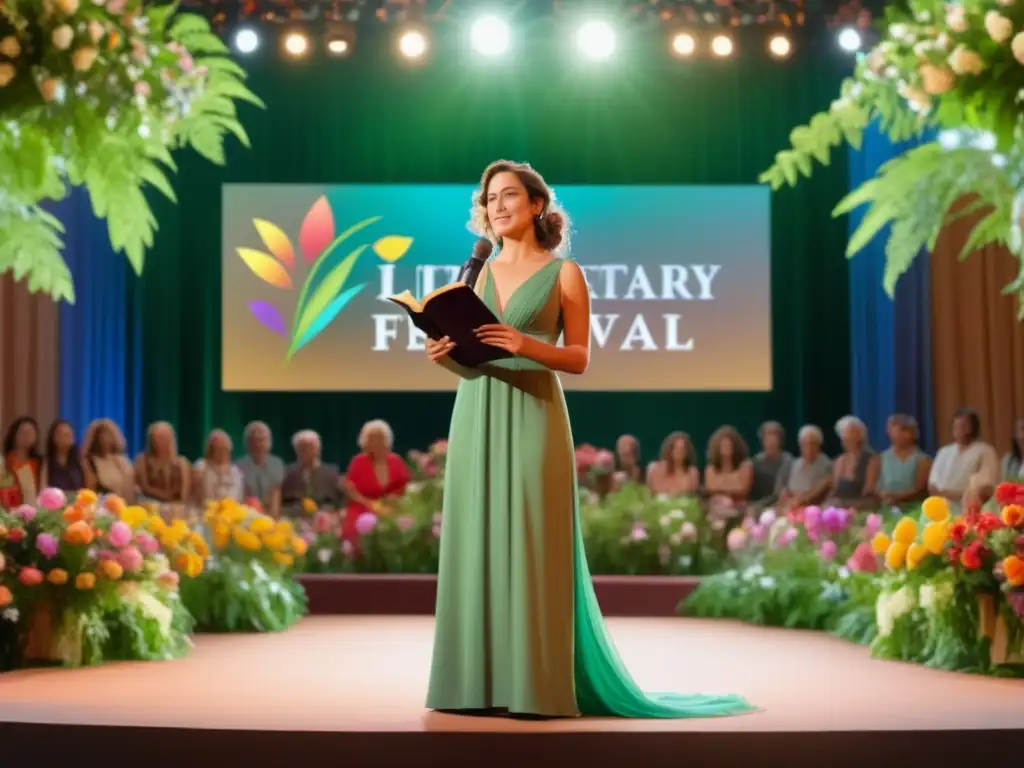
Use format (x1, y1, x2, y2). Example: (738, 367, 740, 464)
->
(837, 27, 862, 52)
(767, 34, 792, 59)
(398, 27, 429, 59)
(710, 34, 734, 58)
(670, 31, 696, 58)
(470, 14, 510, 57)
(324, 23, 355, 58)
(282, 30, 310, 59)
(576, 20, 615, 60)
(233, 27, 259, 55)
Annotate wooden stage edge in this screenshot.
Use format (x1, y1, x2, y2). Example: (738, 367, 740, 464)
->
(297, 573, 700, 616)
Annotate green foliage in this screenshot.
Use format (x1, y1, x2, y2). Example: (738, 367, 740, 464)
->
(179, 559, 307, 633)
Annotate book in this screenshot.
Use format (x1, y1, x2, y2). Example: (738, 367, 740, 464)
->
(387, 282, 514, 368)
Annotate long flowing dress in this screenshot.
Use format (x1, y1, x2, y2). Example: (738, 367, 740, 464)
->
(426, 258, 756, 718)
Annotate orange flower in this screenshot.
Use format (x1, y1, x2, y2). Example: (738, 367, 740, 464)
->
(291, 537, 308, 556)
(0, 585, 12, 607)
(98, 560, 123, 580)
(75, 573, 96, 590)
(62, 505, 85, 523)
(46, 568, 69, 585)
(76, 489, 98, 506)
(273, 552, 294, 567)
(64, 520, 94, 546)
(1001, 504, 1024, 528)
(1004, 555, 1024, 587)
(104, 495, 127, 517)
(302, 498, 317, 515)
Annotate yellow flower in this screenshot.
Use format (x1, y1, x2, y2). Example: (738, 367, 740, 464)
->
(273, 552, 294, 567)
(892, 517, 918, 546)
(76, 489, 98, 506)
(291, 536, 308, 556)
(886, 541, 908, 570)
(120, 505, 148, 528)
(213, 521, 231, 551)
(302, 498, 317, 515)
(175, 552, 204, 578)
(906, 543, 928, 570)
(871, 533, 891, 554)
(249, 516, 274, 535)
(223, 504, 247, 524)
(189, 532, 210, 558)
(146, 515, 167, 535)
(922, 521, 949, 555)
(922, 496, 950, 523)
(75, 572, 96, 590)
(274, 520, 294, 536)
(261, 532, 288, 552)
(99, 560, 124, 580)
(233, 528, 262, 552)
(46, 568, 69, 585)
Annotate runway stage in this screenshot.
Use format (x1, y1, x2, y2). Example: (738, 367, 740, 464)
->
(1, 616, 1021, 767)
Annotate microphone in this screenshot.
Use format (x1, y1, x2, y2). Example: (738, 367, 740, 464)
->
(458, 238, 493, 288)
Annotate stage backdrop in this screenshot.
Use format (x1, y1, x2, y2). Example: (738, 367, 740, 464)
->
(222, 184, 771, 392)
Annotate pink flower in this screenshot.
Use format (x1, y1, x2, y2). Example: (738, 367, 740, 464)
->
(157, 570, 180, 590)
(37, 487, 66, 510)
(726, 528, 748, 552)
(397, 514, 415, 533)
(134, 532, 159, 555)
(803, 505, 822, 528)
(134, 80, 150, 97)
(98, 550, 118, 562)
(35, 533, 59, 559)
(15, 504, 37, 521)
(431, 523, 441, 539)
(429, 439, 448, 456)
(108, 521, 132, 548)
(773, 528, 798, 548)
(314, 511, 334, 534)
(630, 522, 648, 541)
(749, 524, 766, 543)
(18, 567, 43, 587)
(355, 512, 378, 536)
(107, 0, 127, 13)
(340, 540, 355, 557)
(432, 512, 442, 525)
(865, 513, 883, 534)
(118, 546, 144, 572)
(846, 542, 878, 573)
(679, 521, 697, 541)
(819, 540, 838, 561)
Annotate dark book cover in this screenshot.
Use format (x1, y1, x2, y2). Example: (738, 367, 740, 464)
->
(387, 283, 514, 368)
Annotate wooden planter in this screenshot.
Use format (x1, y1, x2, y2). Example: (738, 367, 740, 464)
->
(22, 600, 60, 663)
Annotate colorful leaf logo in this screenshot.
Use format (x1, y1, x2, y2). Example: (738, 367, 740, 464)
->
(237, 195, 415, 361)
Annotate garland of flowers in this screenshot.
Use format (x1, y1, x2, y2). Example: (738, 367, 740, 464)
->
(761, 0, 1024, 313)
(0, 0, 261, 302)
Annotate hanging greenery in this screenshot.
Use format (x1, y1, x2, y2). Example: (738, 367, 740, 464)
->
(0, 0, 262, 302)
(761, 0, 1024, 314)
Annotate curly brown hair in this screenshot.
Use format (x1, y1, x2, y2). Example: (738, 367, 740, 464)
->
(660, 431, 697, 472)
(469, 159, 571, 253)
(706, 426, 749, 471)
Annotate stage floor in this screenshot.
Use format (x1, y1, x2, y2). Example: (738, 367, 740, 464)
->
(1, 615, 1022, 734)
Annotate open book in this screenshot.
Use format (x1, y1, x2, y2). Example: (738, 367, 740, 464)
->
(387, 282, 513, 368)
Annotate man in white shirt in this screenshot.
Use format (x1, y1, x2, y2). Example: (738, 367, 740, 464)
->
(928, 409, 999, 507)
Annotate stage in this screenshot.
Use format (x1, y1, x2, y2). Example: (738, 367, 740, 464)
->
(1, 616, 1021, 766)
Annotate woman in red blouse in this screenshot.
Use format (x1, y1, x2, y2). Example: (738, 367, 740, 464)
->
(342, 419, 410, 543)
(2, 416, 42, 505)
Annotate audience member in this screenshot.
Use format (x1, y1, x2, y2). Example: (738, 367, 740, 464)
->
(826, 415, 879, 510)
(704, 426, 753, 527)
(2, 416, 42, 504)
(280, 430, 341, 516)
(81, 419, 135, 501)
(929, 408, 999, 509)
(778, 425, 832, 509)
(135, 421, 191, 508)
(877, 414, 930, 507)
(236, 421, 285, 517)
(1001, 416, 1024, 481)
(40, 419, 85, 493)
(646, 431, 699, 497)
(613, 434, 644, 488)
(750, 421, 794, 507)
(343, 420, 409, 541)
(193, 429, 245, 505)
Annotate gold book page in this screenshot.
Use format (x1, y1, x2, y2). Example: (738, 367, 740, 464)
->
(389, 281, 467, 313)
(387, 290, 423, 313)
(420, 281, 467, 306)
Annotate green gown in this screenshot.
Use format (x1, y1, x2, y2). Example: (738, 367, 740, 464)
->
(426, 258, 756, 719)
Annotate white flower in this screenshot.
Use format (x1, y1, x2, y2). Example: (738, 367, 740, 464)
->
(87, 20, 104, 43)
(679, 521, 698, 541)
(889, 23, 910, 41)
(949, 45, 985, 75)
(677, 555, 693, 569)
(946, 4, 969, 33)
(1012, 31, 1024, 63)
(316, 548, 332, 564)
(668, 508, 685, 520)
(0, 63, 15, 87)
(759, 509, 777, 527)
(837, 567, 851, 580)
(659, 514, 671, 528)
(71, 47, 97, 71)
(710, 519, 725, 531)
(52, 25, 74, 51)
(985, 11, 1013, 43)
(1, 608, 19, 623)
(936, 32, 952, 51)
(669, 532, 682, 546)
(758, 576, 776, 589)
(0, 36, 21, 58)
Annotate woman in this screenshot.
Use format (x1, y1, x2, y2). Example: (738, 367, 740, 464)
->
(826, 416, 879, 510)
(40, 419, 85, 492)
(1001, 417, 1024, 480)
(134, 421, 191, 508)
(703, 426, 753, 527)
(193, 429, 245, 504)
(612, 434, 644, 488)
(646, 431, 700, 497)
(82, 419, 135, 500)
(778, 425, 833, 510)
(423, 160, 752, 719)
(2, 416, 42, 504)
(342, 419, 410, 541)
(877, 414, 930, 507)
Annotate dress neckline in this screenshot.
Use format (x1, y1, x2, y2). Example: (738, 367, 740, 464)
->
(487, 258, 559, 317)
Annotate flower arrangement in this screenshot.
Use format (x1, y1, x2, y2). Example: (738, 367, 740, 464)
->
(0, 488, 201, 670)
(177, 499, 307, 632)
(0, 0, 261, 301)
(761, 0, 1024, 312)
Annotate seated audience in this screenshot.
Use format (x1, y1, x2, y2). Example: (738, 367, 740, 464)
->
(236, 420, 285, 517)
(778, 425, 832, 509)
(877, 414, 931, 507)
(40, 419, 85, 492)
(2, 416, 42, 504)
(613, 434, 645, 488)
(280, 430, 341, 516)
(929, 408, 999, 509)
(826, 415, 880, 510)
(134, 421, 192, 508)
(646, 431, 700, 497)
(343, 420, 409, 539)
(704, 426, 753, 526)
(82, 419, 135, 501)
(750, 421, 794, 507)
(193, 429, 245, 504)
(1001, 416, 1024, 480)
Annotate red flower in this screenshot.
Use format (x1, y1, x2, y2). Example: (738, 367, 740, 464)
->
(995, 482, 1024, 506)
(949, 520, 968, 542)
(6, 527, 24, 544)
(948, 545, 963, 565)
(960, 540, 986, 570)
(976, 513, 1003, 536)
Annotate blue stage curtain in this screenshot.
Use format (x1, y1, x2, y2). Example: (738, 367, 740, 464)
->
(847, 121, 937, 453)
(53, 187, 145, 454)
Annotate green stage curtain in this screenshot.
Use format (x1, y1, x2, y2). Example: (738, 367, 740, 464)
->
(136, 37, 852, 467)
